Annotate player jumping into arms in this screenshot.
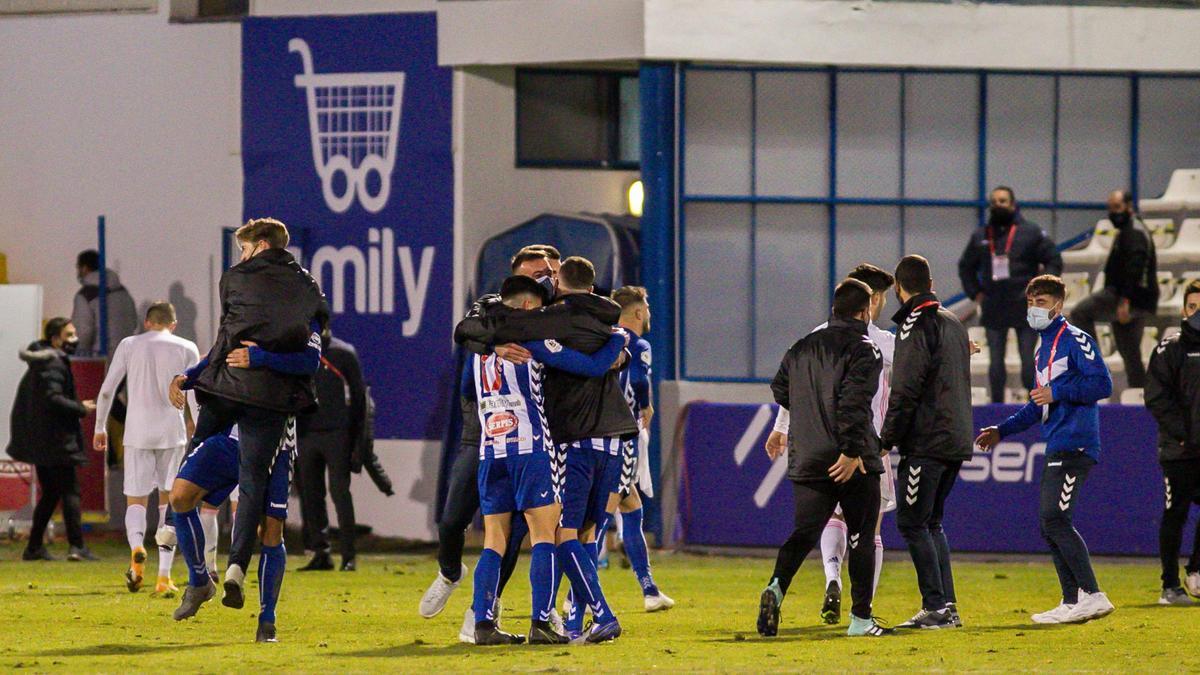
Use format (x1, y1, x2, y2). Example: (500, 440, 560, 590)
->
(976, 274, 1115, 625)
(759, 279, 892, 638)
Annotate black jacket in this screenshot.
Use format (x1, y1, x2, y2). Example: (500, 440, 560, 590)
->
(1146, 320, 1200, 463)
(1104, 216, 1159, 313)
(299, 337, 366, 436)
(771, 317, 884, 483)
(880, 294, 975, 462)
(455, 292, 638, 445)
(959, 214, 1063, 329)
(194, 248, 328, 414)
(7, 342, 89, 467)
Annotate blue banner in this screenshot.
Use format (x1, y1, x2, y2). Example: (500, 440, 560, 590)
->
(681, 402, 1173, 555)
(242, 14, 452, 439)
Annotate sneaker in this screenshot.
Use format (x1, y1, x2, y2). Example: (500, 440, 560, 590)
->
(757, 587, 781, 637)
(155, 576, 179, 596)
(173, 580, 217, 621)
(1186, 572, 1200, 598)
(458, 608, 476, 644)
(255, 621, 278, 643)
(820, 581, 841, 625)
(340, 557, 357, 572)
(474, 621, 525, 646)
(644, 592, 675, 612)
(1062, 591, 1114, 623)
(570, 619, 622, 645)
(946, 602, 963, 627)
(548, 608, 564, 634)
(67, 546, 99, 562)
(847, 614, 894, 637)
(897, 608, 953, 629)
(419, 563, 467, 618)
(21, 547, 55, 561)
(1031, 602, 1075, 624)
(223, 564, 245, 609)
(298, 551, 334, 571)
(528, 620, 569, 644)
(1160, 587, 1193, 606)
(126, 547, 146, 592)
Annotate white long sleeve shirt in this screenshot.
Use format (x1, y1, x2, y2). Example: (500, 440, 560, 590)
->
(95, 329, 200, 449)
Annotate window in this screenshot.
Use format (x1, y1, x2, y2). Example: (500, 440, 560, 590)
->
(516, 69, 639, 169)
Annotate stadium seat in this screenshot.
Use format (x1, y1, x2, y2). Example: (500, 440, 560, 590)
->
(1148, 218, 1177, 249)
(1158, 219, 1200, 265)
(968, 326, 990, 375)
(1120, 388, 1144, 405)
(1140, 326, 1160, 363)
(1062, 220, 1115, 267)
(1062, 272, 1091, 312)
(1091, 271, 1106, 294)
(971, 386, 990, 406)
(1095, 325, 1124, 372)
(1004, 387, 1028, 404)
(1140, 168, 1200, 215)
(1157, 271, 1178, 315)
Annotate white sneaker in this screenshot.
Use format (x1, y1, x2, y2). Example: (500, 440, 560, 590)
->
(458, 608, 475, 644)
(419, 564, 467, 618)
(548, 608, 564, 634)
(1062, 591, 1115, 624)
(1186, 572, 1200, 598)
(1031, 603, 1075, 624)
(644, 592, 675, 612)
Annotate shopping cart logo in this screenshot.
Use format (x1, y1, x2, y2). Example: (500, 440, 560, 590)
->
(289, 38, 406, 214)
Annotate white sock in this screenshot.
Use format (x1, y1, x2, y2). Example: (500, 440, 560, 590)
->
(157, 505, 175, 577)
(125, 504, 147, 551)
(201, 508, 219, 572)
(820, 520, 847, 588)
(873, 536, 884, 597)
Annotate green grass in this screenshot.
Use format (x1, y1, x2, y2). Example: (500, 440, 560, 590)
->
(0, 539, 1195, 672)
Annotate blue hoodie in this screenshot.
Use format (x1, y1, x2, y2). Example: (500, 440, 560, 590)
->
(997, 314, 1113, 461)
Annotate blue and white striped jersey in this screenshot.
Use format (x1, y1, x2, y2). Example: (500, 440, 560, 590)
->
(472, 354, 551, 460)
(619, 336, 652, 418)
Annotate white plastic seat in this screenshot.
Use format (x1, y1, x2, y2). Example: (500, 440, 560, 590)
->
(1096, 325, 1124, 373)
(1120, 388, 1145, 405)
(1062, 220, 1116, 267)
(1062, 272, 1091, 312)
(1140, 326, 1160, 363)
(1147, 218, 1176, 250)
(971, 387, 990, 406)
(1092, 271, 1106, 294)
(1004, 387, 1029, 404)
(1157, 271, 1178, 315)
(1158, 219, 1200, 265)
(1140, 169, 1200, 215)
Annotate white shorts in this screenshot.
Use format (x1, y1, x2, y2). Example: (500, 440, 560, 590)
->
(124, 445, 186, 497)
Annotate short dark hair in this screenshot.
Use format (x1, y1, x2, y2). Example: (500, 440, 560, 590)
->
(500, 274, 550, 306)
(145, 301, 176, 325)
(991, 185, 1016, 202)
(77, 250, 100, 272)
(612, 286, 648, 311)
(1118, 189, 1134, 207)
(559, 256, 595, 291)
(510, 248, 548, 272)
(44, 317, 71, 343)
(832, 279, 873, 320)
(894, 255, 933, 295)
(1184, 280, 1200, 307)
(235, 218, 289, 249)
(847, 263, 895, 294)
(529, 244, 561, 261)
(1025, 274, 1066, 301)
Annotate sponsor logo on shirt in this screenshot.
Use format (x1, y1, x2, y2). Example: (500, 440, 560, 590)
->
(485, 412, 518, 437)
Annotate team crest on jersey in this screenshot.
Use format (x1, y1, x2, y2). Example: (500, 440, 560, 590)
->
(640, 349, 651, 366)
(544, 339, 563, 353)
(485, 412, 518, 437)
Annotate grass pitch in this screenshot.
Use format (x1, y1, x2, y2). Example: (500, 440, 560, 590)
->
(0, 539, 1195, 672)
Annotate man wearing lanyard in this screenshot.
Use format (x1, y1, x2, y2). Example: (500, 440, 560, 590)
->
(977, 275, 1115, 625)
(959, 186, 1063, 403)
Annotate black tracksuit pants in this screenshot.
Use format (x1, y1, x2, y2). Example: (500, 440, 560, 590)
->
(770, 473, 881, 620)
(1038, 452, 1100, 603)
(28, 465, 85, 550)
(298, 428, 356, 560)
(1160, 459, 1200, 590)
(437, 442, 525, 593)
(897, 456, 961, 611)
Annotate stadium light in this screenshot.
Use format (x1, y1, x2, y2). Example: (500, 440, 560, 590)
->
(627, 180, 644, 218)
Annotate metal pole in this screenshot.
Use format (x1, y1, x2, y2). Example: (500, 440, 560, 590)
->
(97, 215, 108, 357)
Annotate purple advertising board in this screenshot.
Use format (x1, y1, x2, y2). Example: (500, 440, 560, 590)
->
(680, 402, 1171, 555)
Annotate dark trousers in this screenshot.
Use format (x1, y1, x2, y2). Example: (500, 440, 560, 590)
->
(1159, 459, 1200, 590)
(28, 465, 84, 550)
(986, 325, 1038, 402)
(1039, 453, 1099, 603)
(1070, 289, 1148, 388)
(769, 474, 881, 619)
(437, 442, 525, 593)
(298, 428, 356, 560)
(192, 397, 289, 571)
(896, 456, 961, 611)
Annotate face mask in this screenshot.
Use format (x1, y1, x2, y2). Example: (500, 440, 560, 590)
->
(1109, 211, 1131, 228)
(537, 275, 555, 298)
(1027, 306, 1056, 331)
(1187, 311, 1200, 333)
(989, 207, 1015, 228)
(61, 339, 78, 355)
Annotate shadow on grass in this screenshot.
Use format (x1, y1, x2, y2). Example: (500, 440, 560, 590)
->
(706, 623, 1061, 643)
(28, 642, 226, 657)
(336, 642, 580, 658)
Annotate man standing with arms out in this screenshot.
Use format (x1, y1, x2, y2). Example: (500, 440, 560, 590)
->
(883, 255, 974, 629)
(609, 286, 674, 611)
(758, 279, 890, 638)
(1145, 280, 1200, 605)
(9, 318, 98, 562)
(72, 249, 138, 357)
(977, 275, 1115, 624)
(94, 302, 200, 594)
(1072, 190, 1158, 388)
(959, 187, 1063, 402)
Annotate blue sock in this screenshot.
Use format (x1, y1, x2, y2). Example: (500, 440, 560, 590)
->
(530, 543, 555, 623)
(558, 540, 615, 627)
(174, 508, 209, 588)
(621, 508, 660, 596)
(472, 548, 502, 626)
(258, 543, 286, 625)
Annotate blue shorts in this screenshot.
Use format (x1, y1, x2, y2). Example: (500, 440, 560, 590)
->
(177, 433, 293, 520)
(559, 443, 623, 530)
(478, 452, 558, 516)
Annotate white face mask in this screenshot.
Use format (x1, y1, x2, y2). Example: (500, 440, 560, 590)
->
(1027, 306, 1056, 331)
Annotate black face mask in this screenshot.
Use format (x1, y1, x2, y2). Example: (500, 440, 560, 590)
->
(988, 207, 1015, 228)
(1109, 211, 1131, 228)
(1187, 311, 1200, 334)
(61, 339, 78, 356)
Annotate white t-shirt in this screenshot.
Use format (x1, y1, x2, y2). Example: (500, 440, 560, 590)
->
(95, 329, 201, 449)
(774, 321, 895, 437)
